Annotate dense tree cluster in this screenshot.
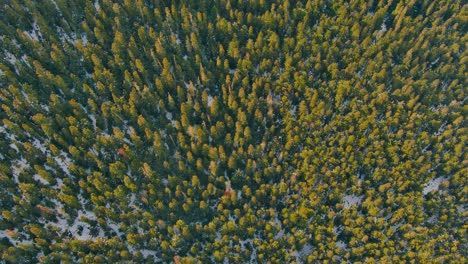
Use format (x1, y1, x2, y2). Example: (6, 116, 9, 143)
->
(0, 0, 466, 263)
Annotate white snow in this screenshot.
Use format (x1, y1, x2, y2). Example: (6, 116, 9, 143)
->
(299, 243, 313, 257)
(342, 195, 363, 209)
(272, 93, 281, 104)
(32, 139, 48, 154)
(332, 226, 342, 236)
(89, 114, 97, 130)
(289, 230, 314, 261)
(11, 158, 28, 183)
(0, 229, 33, 247)
(0, 229, 16, 245)
(215, 230, 222, 240)
(207, 96, 214, 107)
(54, 151, 73, 176)
(140, 250, 160, 259)
(289, 105, 297, 116)
(5, 52, 17, 65)
(422, 176, 446, 195)
(49, 0, 59, 10)
(249, 243, 257, 263)
(239, 238, 253, 251)
(49, 209, 103, 241)
(80, 34, 89, 45)
(24, 30, 39, 41)
(19, 54, 30, 67)
(107, 221, 123, 237)
(237, 190, 242, 200)
(389, 223, 403, 235)
(336, 240, 347, 249)
(24, 22, 42, 41)
(41, 104, 50, 113)
(94, 0, 100, 10)
(20, 239, 34, 245)
(9, 143, 19, 152)
(165, 112, 173, 120)
(430, 57, 440, 66)
(55, 26, 76, 44)
(33, 174, 49, 185)
(271, 214, 282, 227)
(161, 178, 169, 186)
(426, 215, 437, 224)
(54, 178, 64, 189)
(274, 229, 285, 240)
(379, 18, 387, 33)
(129, 193, 137, 207)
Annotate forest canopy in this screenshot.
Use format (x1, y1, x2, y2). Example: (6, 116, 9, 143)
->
(0, 0, 466, 263)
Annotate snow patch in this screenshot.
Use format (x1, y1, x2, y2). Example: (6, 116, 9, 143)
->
(389, 223, 403, 235)
(249, 242, 257, 263)
(41, 104, 50, 113)
(299, 243, 313, 257)
(48, 0, 59, 10)
(9, 143, 19, 152)
(207, 95, 214, 107)
(74, 32, 89, 46)
(0, 229, 17, 246)
(89, 114, 97, 130)
(54, 178, 64, 189)
(426, 215, 437, 224)
(11, 158, 29, 183)
(430, 57, 440, 66)
(161, 178, 169, 186)
(289, 105, 297, 116)
(61, 210, 102, 241)
(94, 0, 100, 10)
(274, 229, 285, 240)
(54, 151, 73, 176)
(379, 18, 387, 33)
(342, 195, 363, 209)
(24, 21, 42, 41)
(290, 232, 314, 261)
(33, 174, 49, 185)
(140, 249, 160, 259)
(5, 52, 18, 65)
(20, 55, 30, 68)
(107, 221, 123, 237)
(32, 139, 48, 154)
(422, 176, 446, 195)
(237, 190, 242, 200)
(215, 230, 222, 240)
(272, 93, 281, 104)
(239, 238, 253, 251)
(336, 240, 347, 249)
